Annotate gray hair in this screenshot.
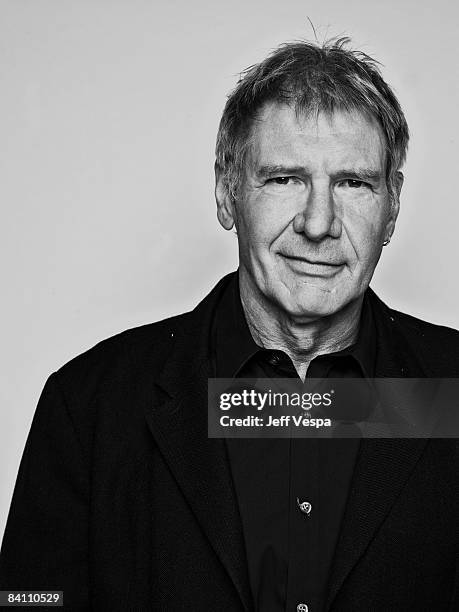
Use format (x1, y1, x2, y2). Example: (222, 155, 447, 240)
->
(215, 38, 409, 203)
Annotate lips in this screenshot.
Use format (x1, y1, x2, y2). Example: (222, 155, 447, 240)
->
(279, 254, 345, 277)
(281, 254, 344, 267)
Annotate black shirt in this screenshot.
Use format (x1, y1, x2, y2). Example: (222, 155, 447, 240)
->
(211, 273, 376, 612)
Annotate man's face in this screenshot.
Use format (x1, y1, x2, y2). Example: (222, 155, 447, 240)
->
(217, 103, 401, 320)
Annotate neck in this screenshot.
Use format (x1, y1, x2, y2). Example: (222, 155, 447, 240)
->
(239, 273, 363, 381)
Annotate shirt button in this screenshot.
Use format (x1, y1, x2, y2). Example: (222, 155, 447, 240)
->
(296, 497, 312, 516)
(297, 604, 309, 612)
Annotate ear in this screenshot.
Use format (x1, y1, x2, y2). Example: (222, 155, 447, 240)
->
(394, 170, 404, 199)
(385, 171, 403, 241)
(215, 163, 236, 230)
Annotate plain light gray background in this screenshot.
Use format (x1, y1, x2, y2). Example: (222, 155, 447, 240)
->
(1, 0, 458, 542)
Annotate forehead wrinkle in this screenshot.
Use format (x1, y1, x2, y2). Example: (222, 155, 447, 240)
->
(248, 107, 386, 179)
(250, 143, 385, 179)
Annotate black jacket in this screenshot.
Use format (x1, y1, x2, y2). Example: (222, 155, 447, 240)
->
(1, 272, 458, 611)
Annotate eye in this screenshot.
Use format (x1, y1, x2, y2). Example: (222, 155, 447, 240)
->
(268, 176, 296, 185)
(339, 179, 370, 189)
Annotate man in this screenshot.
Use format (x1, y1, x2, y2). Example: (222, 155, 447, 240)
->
(1, 38, 458, 611)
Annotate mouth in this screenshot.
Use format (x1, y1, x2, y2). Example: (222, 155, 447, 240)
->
(279, 254, 345, 278)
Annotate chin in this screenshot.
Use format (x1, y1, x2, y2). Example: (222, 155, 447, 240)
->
(274, 285, 351, 321)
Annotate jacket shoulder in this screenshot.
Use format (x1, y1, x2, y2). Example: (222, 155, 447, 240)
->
(388, 306, 459, 343)
(385, 305, 459, 375)
(53, 312, 191, 402)
(47, 273, 235, 410)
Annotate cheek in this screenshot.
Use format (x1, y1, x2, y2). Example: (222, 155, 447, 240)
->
(236, 212, 267, 253)
(237, 195, 294, 250)
(344, 207, 388, 262)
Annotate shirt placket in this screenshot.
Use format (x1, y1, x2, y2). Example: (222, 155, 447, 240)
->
(285, 437, 322, 612)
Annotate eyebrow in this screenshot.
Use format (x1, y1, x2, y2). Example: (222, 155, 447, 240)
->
(256, 164, 383, 182)
(255, 165, 305, 178)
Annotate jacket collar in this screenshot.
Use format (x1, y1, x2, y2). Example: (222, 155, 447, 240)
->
(145, 272, 429, 612)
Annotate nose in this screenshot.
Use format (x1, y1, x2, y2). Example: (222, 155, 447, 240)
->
(293, 183, 341, 241)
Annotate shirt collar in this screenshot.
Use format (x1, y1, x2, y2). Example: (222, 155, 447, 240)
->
(313, 292, 377, 379)
(213, 271, 376, 379)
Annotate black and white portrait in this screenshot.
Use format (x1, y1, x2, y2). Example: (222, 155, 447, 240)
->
(1, 2, 458, 610)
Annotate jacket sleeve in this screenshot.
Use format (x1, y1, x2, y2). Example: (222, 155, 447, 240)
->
(0, 373, 90, 609)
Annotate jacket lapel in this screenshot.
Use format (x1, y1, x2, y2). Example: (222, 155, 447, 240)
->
(144, 274, 253, 612)
(324, 437, 428, 610)
(325, 290, 430, 610)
